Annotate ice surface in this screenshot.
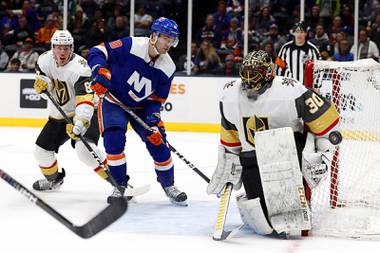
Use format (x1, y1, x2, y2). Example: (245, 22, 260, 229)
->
(0, 127, 379, 253)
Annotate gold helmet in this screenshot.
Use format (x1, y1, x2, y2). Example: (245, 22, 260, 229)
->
(239, 50, 275, 98)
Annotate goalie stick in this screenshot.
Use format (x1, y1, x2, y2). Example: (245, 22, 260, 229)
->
(212, 183, 243, 240)
(104, 92, 211, 183)
(0, 168, 127, 239)
(45, 92, 148, 197)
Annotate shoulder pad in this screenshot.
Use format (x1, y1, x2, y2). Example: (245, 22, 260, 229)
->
(155, 53, 176, 78)
(69, 54, 92, 77)
(220, 79, 241, 102)
(223, 80, 238, 90)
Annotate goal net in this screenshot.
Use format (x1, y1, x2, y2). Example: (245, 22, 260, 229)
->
(304, 59, 380, 239)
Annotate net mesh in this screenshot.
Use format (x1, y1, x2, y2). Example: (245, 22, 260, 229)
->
(305, 59, 380, 239)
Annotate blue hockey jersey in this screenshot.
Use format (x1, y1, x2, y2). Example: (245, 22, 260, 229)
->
(87, 36, 176, 113)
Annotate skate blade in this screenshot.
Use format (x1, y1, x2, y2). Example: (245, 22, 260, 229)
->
(170, 199, 188, 207)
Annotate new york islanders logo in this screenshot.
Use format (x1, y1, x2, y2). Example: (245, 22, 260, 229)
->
(127, 71, 153, 102)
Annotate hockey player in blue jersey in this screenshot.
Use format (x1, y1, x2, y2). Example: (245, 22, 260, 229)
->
(87, 17, 187, 206)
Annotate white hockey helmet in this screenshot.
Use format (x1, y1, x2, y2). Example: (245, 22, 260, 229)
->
(51, 30, 74, 48)
(51, 30, 74, 66)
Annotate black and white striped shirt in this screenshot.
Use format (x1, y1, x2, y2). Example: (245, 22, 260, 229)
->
(275, 40, 320, 84)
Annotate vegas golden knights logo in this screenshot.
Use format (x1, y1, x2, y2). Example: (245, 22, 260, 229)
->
(52, 79, 70, 106)
(243, 116, 269, 147)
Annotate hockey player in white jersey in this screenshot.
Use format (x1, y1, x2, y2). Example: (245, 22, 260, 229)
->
(207, 50, 340, 237)
(32, 30, 109, 191)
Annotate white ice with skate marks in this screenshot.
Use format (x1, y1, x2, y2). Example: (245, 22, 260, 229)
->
(0, 127, 379, 252)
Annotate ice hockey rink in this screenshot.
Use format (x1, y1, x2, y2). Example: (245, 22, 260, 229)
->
(0, 126, 379, 253)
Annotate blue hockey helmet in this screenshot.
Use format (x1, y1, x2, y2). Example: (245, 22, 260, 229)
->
(151, 17, 179, 47)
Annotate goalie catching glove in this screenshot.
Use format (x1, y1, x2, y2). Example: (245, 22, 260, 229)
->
(207, 145, 243, 196)
(302, 133, 334, 188)
(302, 151, 330, 188)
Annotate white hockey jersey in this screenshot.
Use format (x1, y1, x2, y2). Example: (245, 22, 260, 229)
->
(36, 51, 94, 120)
(220, 76, 339, 153)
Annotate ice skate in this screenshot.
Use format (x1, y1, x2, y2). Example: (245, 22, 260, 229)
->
(163, 185, 188, 206)
(107, 183, 151, 203)
(107, 186, 126, 204)
(32, 168, 66, 191)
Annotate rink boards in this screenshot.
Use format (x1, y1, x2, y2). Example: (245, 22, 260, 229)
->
(0, 73, 232, 132)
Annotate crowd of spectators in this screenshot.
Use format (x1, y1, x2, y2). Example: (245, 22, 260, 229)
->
(0, 0, 379, 75)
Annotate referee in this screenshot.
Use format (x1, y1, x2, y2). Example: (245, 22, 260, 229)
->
(275, 21, 320, 84)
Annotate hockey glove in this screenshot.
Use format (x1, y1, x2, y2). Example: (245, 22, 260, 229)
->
(34, 75, 52, 94)
(207, 145, 243, 196)
(91, 66, 111, 96)
(146, 113, 166, 146)
(66, 118, 90, 140)
(302, 151, 329, 188)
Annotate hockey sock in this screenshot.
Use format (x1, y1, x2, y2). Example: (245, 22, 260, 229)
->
(93, 160, 109, 180)
(156, 167, 174, 188)
(40, 160, 59, 181)
(107, 153, 127, 186)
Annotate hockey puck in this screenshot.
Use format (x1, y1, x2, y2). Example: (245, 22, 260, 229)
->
(329, 131, 342, 145)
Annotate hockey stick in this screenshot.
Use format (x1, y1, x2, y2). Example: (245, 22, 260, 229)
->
(44, 92, 149, 196)
(0, 168, 127, 239)
(213, 183, 235, 240)
(45, 92, 124, 193)
(104, 92, 211, 183)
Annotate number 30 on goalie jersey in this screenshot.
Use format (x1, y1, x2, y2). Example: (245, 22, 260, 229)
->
(219, 77, 339, 152)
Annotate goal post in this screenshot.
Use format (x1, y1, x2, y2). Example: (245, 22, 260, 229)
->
(304, 59, 380, 239)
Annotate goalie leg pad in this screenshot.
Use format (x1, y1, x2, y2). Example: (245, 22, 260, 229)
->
(236, 194, 274, 235)
(255, 128, 312, 234)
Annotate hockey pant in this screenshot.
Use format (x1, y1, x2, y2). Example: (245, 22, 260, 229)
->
(99, 99, 174, 187)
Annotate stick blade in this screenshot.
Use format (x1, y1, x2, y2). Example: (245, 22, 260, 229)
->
(74, 198, 128, 239)
(213, 224, 244, 241)
(213, 229, 233, 241)
(124, 184, 150, 197)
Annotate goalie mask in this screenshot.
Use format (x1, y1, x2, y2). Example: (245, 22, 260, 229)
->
(239, 50, 275, 99)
